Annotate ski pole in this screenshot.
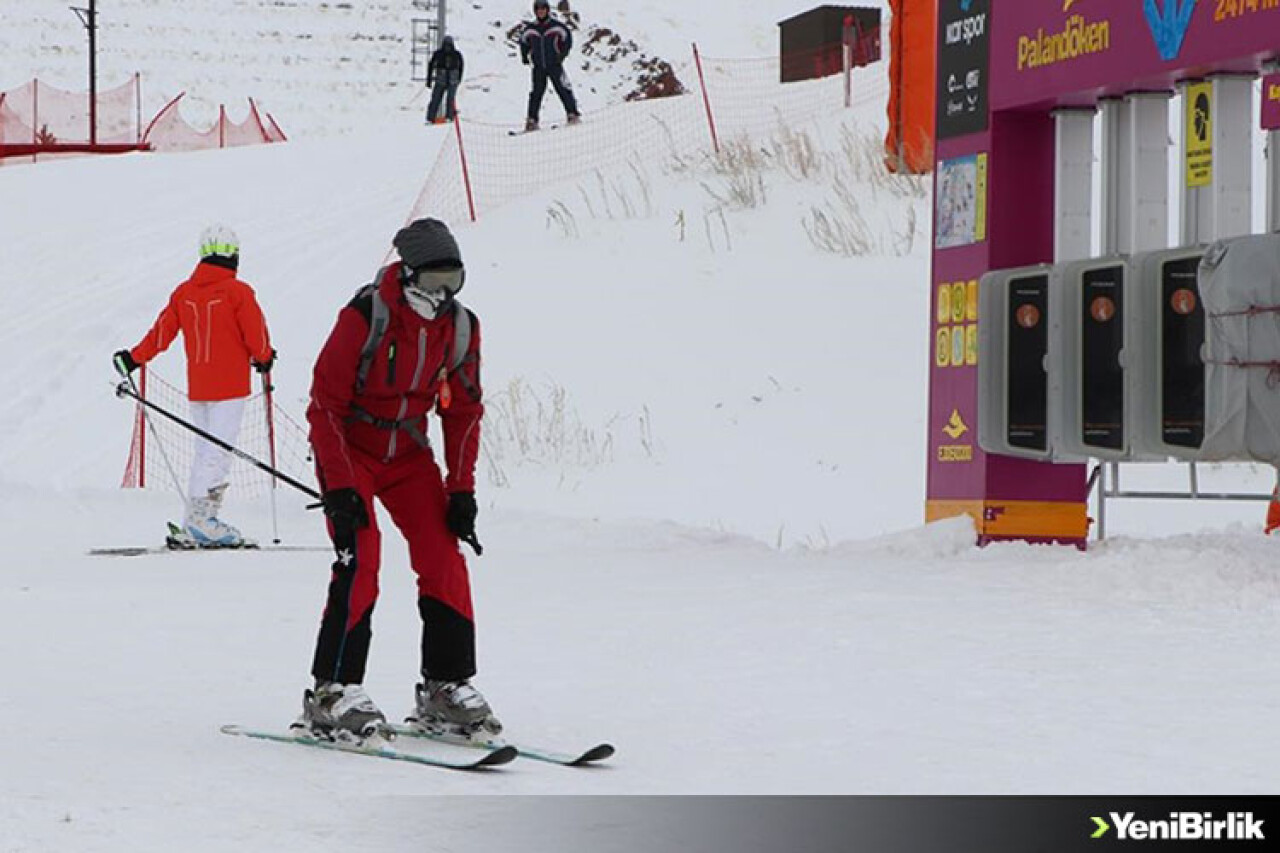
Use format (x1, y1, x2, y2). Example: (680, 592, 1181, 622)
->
(116, 379, 484, 557)
(261, 371, 282, 544)
(115, 380, 321, 501)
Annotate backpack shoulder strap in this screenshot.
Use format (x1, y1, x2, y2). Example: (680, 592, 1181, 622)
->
(450, 299, 472, 373)
(354, 272, 391, 395)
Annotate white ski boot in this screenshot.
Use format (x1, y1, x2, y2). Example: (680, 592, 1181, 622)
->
(408, 679, 502, 740)
(291, 682, 387, 742)
(181, 485, 247, 548)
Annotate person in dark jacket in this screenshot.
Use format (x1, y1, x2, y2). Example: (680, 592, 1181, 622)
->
(518, 0, 580, 131)
(426, 36, 464, 123)
(293, 218, 498, 742)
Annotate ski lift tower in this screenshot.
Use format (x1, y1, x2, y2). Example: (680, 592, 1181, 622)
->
(69, 0, 99, 145)
(411, 0, 448, 82)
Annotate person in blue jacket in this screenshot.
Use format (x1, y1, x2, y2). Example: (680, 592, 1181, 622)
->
(518, 0, 581, 131)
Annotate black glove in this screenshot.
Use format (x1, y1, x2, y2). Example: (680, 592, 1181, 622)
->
(112, 349, 139, 376)
(253, 348, 277, 374)
(322, 487, 369, 546)
(522, 56, 531, 66)
(445, 491, 478, 540)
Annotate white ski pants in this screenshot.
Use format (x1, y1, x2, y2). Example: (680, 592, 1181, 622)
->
(187, 397, 247, 500)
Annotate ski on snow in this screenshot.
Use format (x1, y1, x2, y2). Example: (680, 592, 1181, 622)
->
(385, 722, 615, 767)
(220, 724, 517, 770)
(89, 521, 331, 557)
(508, 121, 580, 137)
(88, 544, 329, 557)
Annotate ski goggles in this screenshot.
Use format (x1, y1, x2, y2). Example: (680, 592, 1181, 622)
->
(407, 266, 465, 297)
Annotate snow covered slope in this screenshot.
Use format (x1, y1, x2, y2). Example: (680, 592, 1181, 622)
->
(1, 3, 1278, 851)
(1, 0, 890, 136)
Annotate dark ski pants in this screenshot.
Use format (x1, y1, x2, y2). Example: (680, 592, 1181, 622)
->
(311, 448, 476, 686)
(527, 64, 579, 122)
(427, 80, 459, 122)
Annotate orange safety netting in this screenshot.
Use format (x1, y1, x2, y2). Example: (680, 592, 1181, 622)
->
(1, 77, 286, 163)
(403, 44, 890, 229)
(0, 76, 143, 145)
(142, 96, 286, 152)
(121, 368, 315, 498)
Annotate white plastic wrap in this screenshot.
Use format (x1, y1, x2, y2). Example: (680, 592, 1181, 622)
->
(1198, 233, 1280, 463)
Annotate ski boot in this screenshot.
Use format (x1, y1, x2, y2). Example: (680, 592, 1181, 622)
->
(179, 485, 248, 548)
(524, 117, 539, 132)
(406, 679, 502, 742)
(566, 113, 582, 126)
(291, 682, 387, 743)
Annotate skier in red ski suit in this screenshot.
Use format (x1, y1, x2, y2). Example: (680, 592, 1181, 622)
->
(296, 218, 498, 740)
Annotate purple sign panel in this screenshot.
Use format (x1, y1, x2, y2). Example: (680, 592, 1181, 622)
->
(1264, 72, 1280, 131)
(991, 0, 1280, 109)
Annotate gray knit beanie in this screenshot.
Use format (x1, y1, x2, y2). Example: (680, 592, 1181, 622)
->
(394, 218, 462, 270)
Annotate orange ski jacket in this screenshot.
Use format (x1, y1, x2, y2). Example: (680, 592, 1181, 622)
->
(129, 261, 273, 401)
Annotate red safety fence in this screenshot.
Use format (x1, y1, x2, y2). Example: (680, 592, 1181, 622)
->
(142, 95, 287, 152)
(0, 76, 147, 164)
(120, 368, 315, 498)
(0, 75, 143, 144)
(0, 76, 286, 165)
(402, 43, 890, 230)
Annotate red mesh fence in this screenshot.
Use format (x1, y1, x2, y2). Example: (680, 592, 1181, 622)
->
(0, 94, 22, 144)
(1, 78, 286, 163)
(121, 368, 317, 499)
(142, 95, 286, 152)
(0, 76, 143, 145)
(403, 44, 889, 229)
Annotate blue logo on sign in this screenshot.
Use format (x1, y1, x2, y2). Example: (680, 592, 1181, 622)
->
(1144, 0, 1197, 61)
(960, 0, 973, 10)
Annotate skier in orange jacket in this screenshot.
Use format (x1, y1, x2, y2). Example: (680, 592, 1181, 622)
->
(113, 224, 275, 547)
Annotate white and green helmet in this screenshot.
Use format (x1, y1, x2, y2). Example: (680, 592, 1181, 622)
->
(199, 224, 240, 260)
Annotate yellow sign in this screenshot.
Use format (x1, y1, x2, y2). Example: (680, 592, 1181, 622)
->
(935, 281, 981, 370)
(1016, 14, 1112, 72)
(939, 412, 973, 462)
(951, 282, 967, 323)
(943, 409, 969, 440)
(938, 444, 974, 463)
(974, 154, 988, 242)
(1185, 81, 1212, 188)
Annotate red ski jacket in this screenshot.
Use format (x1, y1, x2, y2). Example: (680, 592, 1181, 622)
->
(307, 265, 484, 494)
(129, 261, 273, 402)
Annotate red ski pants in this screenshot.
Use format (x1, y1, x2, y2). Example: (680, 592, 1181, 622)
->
(311, 447, 475, 685)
